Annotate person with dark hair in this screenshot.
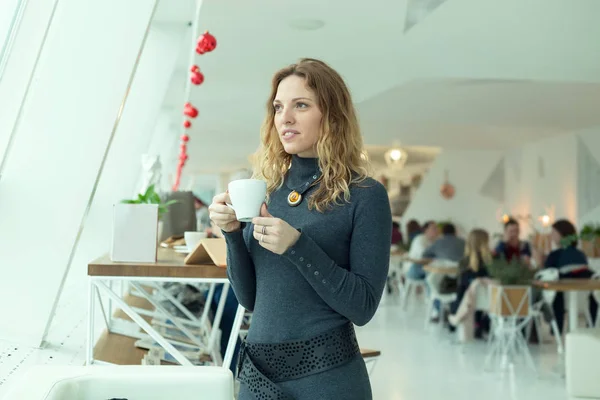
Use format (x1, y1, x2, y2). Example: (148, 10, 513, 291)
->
(441, 223, 456, 235)
(391, 222, 404, 246)
(422, 222, 466, 320)
(405, 221, 439, 280)
(494, 218, 532, 264)
(423, 223, 465, 262)
(406, 219, 422, 247)
(543, 219, 598, 333)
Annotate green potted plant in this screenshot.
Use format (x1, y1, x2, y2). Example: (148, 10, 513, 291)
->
(560, 223, 600, 257)
(120, 184, 177, 219)
(111, 185, 176, 263)
(487, 256, 535, 317)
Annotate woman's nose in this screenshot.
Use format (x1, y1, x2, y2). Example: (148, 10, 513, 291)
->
(281, 107, 295, 125)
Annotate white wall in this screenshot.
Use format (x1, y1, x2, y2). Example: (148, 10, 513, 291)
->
(504, 134, 578, 236)
(146, 110, 179, 192)
(575, 127, 600, 227)
(402, 149, 504, 237)
(0, 0, 58, 167)
(60, 22, 188, 290)
(405, 129, 600, 241)
(0, 0, 158, 346)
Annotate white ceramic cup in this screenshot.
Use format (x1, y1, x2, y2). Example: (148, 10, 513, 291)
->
(227, 179, 267, 223)
(184, 231, 207, 251)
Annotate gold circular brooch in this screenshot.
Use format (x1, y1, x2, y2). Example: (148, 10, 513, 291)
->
(287, 190, 302, 207)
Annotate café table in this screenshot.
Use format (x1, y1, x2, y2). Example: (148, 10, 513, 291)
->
(532, 279, 600, 332)
(86, 247, 245, 368)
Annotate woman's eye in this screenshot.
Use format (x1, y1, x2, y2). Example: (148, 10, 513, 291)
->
(296, 102, 308, 108)
(273, 104, 282, 112)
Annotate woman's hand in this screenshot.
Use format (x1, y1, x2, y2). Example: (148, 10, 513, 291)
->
(208, 192, 241, 233)
(252, 204, 300, 255)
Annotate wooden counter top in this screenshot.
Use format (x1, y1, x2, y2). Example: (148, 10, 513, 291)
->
(88, 248, 227, 279)
(423, 266, 459, 275)
(532, 279, 600, 292)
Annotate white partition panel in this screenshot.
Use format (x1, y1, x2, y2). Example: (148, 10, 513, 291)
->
(0, 0, 57, 174)
(56, 22, 188, 307)
(0, 0, 157, 346)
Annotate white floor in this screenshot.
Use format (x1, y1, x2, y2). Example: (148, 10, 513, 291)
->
(360, 292, 567, 400)
(0, 286, 568, 399)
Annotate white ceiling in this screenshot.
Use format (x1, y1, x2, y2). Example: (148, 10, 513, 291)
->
(160, 0, 600, 173)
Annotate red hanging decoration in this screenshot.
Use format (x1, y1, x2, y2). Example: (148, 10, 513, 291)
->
(190, 70, 204, 85)
(440, 170, 456, 200)
(196, 31, 217, 54)
(174, 31, 217, 192)
(183, 102, 199, 118)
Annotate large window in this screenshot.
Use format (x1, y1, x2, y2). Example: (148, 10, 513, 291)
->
(0, 0, 26, 83)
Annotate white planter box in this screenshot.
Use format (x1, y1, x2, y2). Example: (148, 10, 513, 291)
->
(111, 203, 158, 263)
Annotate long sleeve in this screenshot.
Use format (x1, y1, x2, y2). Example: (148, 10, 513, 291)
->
(223, 225, 256, 311)
(282, 183, 392, 326)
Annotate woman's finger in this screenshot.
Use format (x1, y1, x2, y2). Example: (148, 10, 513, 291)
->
(253, 224, 271, 235)
(212, 192, 232, 205)
(252, 217, 280, 226)
(209, 204, 236, 215)
(253, 231, 273, 245)
(210, 213, 237, 223)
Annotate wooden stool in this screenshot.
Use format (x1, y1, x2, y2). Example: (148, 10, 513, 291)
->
(361, 348, 381, 375)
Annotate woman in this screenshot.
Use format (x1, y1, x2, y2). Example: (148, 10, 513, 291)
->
(209, 58, 391, 400)
(543, 219, 598, 334)
(449, 229, 492, 337)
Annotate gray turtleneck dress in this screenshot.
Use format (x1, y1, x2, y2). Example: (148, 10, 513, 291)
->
(224, 155, 392, 400)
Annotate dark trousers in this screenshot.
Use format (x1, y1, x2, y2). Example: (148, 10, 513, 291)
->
(553, 270, 599, 334)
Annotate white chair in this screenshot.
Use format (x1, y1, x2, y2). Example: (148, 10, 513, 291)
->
(400, 258, 428, 310)
(530, 268, 564, 354)
(3, 365, 234, 400)
(592, 272, 600, 327)
(401, 277, 427, 310)
(455, 279, 490, 342)
(387, 253, 404, 297)
(424, 259, 458, 328)
(554, 264, 594, 330)
(566, 329, 600, 399)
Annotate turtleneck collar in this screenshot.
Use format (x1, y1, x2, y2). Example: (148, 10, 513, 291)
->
(286, 155, 320, 189)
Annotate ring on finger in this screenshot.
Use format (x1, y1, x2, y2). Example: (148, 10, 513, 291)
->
(260, 233, 264, 243)
(261, 225, 267, 235)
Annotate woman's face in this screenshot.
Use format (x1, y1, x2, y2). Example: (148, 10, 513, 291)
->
(273, 75, 322, 158)
(551, 228, 562, 246)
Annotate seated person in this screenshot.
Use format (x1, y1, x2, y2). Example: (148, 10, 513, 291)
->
(391, 222, 404, 246)
(404, 221, 438, 280)
(423, 223, 466, 263)
(422, 223, 466, 319)
(406, 219, 422, 248)
(494, 218, 532, 265)
(449, 229, 492, 337)
(542, 219, 598, 334)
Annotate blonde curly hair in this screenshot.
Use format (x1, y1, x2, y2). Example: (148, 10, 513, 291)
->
(253, 58, 370, 212)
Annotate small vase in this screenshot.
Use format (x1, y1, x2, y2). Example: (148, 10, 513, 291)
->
(157, 220, 164, 244)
